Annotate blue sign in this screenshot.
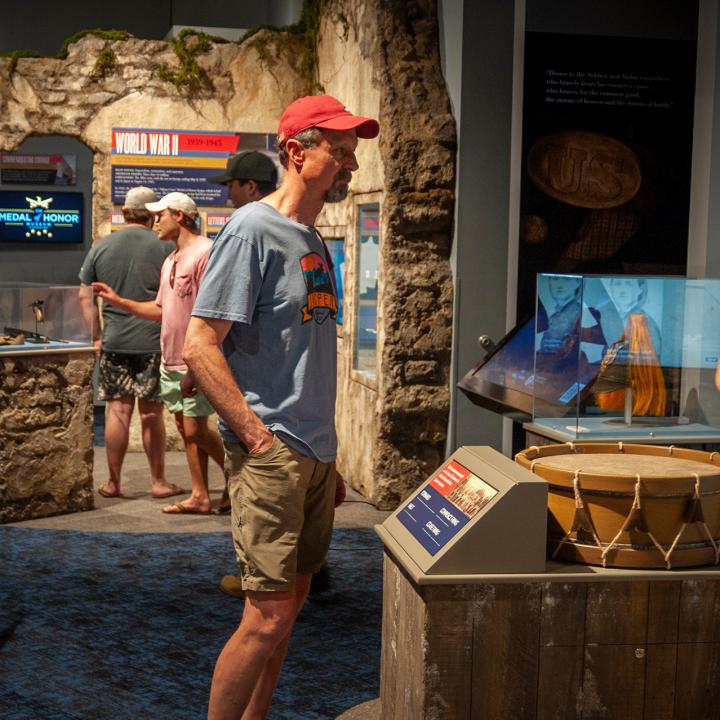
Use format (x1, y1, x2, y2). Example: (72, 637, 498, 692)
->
(0, 191, 83, 243)
(398, 484, 471, 556)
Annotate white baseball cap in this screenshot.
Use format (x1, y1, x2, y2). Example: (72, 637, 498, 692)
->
(145, 191, 198, 217)
(123, 186, 157, 209)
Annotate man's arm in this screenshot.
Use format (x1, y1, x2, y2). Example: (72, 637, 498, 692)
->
(183, 315, 273, 454)
(78, 283, 101, 351)
(91, 281, 162, 321)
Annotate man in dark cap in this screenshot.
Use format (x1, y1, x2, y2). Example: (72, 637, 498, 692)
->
(210, 150, 278, 210)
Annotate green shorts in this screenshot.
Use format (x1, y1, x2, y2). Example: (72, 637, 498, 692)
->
(159, 365, 215, 417)
(226, 434, 336, 592)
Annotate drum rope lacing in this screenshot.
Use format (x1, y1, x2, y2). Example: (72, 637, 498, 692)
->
(600, 475, 673, 569)
(596, 473, 720, 569)
(550, 470, 603, 561)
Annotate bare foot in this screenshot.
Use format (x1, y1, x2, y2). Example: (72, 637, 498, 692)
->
(151, 482, 185, 499)
(98, 483, 120, 498)
(162, 498, 212, 514)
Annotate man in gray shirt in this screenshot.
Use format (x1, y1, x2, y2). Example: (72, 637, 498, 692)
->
(185, 95, 379, 719)
(79, 186, 181, 500)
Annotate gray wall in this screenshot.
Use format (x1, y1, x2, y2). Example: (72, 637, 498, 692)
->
(0, 135, 93, 285)
(696, 1, 720, 278)
(442, 0, 516, 452)
(0, 0, 303, 56)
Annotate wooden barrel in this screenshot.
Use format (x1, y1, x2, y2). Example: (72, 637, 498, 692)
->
(515, 442, 720, 569)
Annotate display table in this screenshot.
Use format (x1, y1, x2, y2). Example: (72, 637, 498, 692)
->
(377, 531, 720, 720)
(525, 418, 720, 450)
(0, 348, 95, 523)
(377, 443, 720, 719)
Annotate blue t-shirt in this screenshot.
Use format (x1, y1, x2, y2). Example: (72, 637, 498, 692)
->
(192, 201, 338, 462)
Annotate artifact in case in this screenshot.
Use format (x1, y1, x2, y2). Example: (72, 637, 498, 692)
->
(0, 283, 94, 354)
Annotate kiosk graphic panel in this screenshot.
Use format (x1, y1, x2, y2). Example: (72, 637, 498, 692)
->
(379, 446, 548, 577)
(398, 460, 497, 555)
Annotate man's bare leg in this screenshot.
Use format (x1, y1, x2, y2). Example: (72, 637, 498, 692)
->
(192, 415, 225, 469)
(192, 415, 229, 512)
(163, 414, 212, 513)
(207, 573, 312, 720)
(242, 574, 312, 720)
(99, 396, 134, 497)
(137, 398, 180, 498)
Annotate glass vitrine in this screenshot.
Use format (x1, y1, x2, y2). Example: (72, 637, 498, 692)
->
(0, 283, 94, 354)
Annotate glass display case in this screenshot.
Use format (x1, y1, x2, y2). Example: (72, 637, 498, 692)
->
(0, 283, 94, 354)
(459, 274, 720, 444)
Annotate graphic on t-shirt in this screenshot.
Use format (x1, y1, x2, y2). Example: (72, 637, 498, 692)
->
(300, 252, 337, 324)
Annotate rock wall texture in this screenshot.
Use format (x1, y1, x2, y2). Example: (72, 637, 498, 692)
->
(372, 0, 455, 508)
(0, 352, 94, 522)
(0, 31, 306, 240)
(318, 0, 455, 508)
(0, 0, 455, 510)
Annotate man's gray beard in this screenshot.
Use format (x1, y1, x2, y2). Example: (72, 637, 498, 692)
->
(324, 170, 352, 203)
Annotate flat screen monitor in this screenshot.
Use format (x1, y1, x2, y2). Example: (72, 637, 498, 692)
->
(0, 191, 83, 243)
(457, 315, 595, 418)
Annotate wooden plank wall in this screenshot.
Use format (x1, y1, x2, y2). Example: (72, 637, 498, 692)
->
(380, 552, 720, 719)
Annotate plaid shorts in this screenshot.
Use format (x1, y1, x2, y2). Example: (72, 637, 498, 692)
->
(98, 352, 162, 403)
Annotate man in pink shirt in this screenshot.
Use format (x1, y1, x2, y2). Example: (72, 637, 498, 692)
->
(93, 192, 224, 514)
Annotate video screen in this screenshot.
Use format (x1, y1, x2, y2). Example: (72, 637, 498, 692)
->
(0, 191, 83, 243)
(459, 275, 720, 420)
(457, 313, 587, 418)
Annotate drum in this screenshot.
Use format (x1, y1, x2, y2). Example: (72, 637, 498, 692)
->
(515, 442, 720, 569)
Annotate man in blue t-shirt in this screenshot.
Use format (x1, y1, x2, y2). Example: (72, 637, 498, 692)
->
(184, 95, 379, 719)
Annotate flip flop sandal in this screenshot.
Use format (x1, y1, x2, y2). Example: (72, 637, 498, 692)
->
(162, 502, 211, 515)
(98, 486, 120, 498)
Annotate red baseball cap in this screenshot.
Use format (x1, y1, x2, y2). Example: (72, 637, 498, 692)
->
(277, 95, 379, 147)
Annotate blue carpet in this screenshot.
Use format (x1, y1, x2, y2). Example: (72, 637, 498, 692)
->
(0, 528, 383, 720)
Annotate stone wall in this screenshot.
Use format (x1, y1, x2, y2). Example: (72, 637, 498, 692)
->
(317, 0, 456, 508)
(0, 31, 306, 240)
(0, 352, 94, 522)
(0, 1, 455, 510)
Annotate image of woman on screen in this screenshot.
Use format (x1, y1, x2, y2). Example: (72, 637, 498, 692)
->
(537, 275, 606, 372)
(608, 277, 661, 358)
(594, 278, 666, 416)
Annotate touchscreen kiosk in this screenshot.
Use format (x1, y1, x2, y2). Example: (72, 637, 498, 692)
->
(378, 446, 547, 578)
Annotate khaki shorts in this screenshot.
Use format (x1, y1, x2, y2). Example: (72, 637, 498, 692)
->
(226, 434, 336, 592)
(159, 365, 214, 417)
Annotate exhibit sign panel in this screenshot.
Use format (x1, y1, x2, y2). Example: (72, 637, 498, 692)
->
(379, 446, 548, 577)
(398, 459, 497, 555)
(204, 211, 233, 239)
(0, 191, 83, 243)
(110, 128, 278, 207)
(0, 153, 77, 186)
